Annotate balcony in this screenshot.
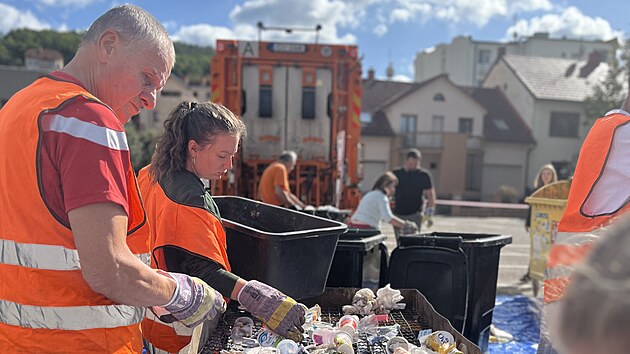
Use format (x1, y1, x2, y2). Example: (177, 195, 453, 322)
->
(400, 132, 443, 148)
(400, 132, 483, 150)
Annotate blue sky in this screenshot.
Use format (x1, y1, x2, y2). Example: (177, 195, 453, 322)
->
(1, 0, 627, 82)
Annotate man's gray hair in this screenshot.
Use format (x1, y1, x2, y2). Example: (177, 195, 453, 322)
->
(81, 4, 174, 63)
(279, 151, 297, 164)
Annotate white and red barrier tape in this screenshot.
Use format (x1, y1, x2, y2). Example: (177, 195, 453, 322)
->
(435, 199, 529, 210)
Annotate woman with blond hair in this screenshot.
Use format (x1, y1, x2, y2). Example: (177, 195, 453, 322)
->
(349, 171, 417, 233)
(522, 163, 558, 282)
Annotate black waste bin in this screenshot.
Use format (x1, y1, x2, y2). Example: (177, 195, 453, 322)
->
(214, 196, 347, 300)
(393, 232, 512, 353)
(326, 228, 388, 289)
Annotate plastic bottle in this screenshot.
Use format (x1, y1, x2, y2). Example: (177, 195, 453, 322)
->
(311, 328, 354, 354)
(332, 331, 354, 354)
(231, 317, 255, 344)
(276, 339, 300, 354)
(311, 327, 335, 346)
(257, 329, 283, 347)
(337, 315, 360, 338)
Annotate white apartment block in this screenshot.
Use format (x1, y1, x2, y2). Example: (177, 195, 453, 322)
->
(415, 32, 617, 87)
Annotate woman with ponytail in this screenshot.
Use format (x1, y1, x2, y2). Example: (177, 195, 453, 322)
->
(139, 102, 305, 353)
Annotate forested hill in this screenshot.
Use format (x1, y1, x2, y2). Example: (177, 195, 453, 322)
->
(0, 29, 214, 83)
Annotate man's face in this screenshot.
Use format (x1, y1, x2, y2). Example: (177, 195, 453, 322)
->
(404, 157, 419, 170)
(99, 38, 173, 123)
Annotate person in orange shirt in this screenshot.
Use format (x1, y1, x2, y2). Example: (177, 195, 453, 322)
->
(258, 151, 306, 209)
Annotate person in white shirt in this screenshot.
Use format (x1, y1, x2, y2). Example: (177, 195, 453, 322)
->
(349, 172, 417, 232)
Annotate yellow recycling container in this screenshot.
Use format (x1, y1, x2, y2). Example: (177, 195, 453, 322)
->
(524, 180, 571, 283)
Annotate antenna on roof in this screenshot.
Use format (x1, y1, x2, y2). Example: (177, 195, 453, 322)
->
(512, 13, 519, 41)
(386, 50, 394, 79)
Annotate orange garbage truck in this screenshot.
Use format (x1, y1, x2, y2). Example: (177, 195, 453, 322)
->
(210, 39, 363, 209)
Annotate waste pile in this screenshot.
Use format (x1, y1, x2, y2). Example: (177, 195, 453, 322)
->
(204, 286, 473, 354)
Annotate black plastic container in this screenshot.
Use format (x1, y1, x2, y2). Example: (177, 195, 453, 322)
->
(326, 228, 388, 289)
(214, 196, 347, 300)
(393, 232, 512, 353)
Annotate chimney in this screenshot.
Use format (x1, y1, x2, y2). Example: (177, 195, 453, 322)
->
(367, 67, 375, 80)
(579, 51, 603, 78)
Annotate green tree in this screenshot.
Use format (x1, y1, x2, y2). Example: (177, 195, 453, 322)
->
(1, 29, 214, 81)
(125, 124, 157, 173)
(584, 39, 630, 124)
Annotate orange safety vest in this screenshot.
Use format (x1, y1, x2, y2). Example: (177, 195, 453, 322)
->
(0, 77, 150, 353)
(544, 110, 630, 304)
(138, 166, 230, 353)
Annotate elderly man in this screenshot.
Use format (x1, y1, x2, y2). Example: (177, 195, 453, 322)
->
(0, 5, 224, 352)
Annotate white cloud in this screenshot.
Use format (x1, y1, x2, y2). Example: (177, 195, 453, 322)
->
(388, 0, 551, 27)
(0, 3, 49, 33)
(227, 0, 359, 44)
(38, 0, 92, 7)
(505, 6, 621, 41)
(373, 24, 387, 36)
(172, 24, 239, 47)
(391, 74, 412, 82)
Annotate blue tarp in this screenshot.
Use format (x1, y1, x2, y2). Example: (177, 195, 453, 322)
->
(489, 295, 541, 354)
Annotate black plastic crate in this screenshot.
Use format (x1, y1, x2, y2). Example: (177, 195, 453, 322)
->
(214, 196, 347, 299)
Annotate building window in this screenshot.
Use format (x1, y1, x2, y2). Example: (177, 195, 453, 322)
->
(550, 112, 579, 137)
(433, 93, 445, 101)
(401, 114, 417, 147)
(478, 49, 491, 64)
(360, 112, 372, 123)
(458, 117, 473, 135)
(492, 119, 509, 131)
(465, 154, 482, 191)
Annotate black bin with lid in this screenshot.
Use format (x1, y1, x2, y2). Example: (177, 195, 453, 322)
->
(214, 196, 347, 300)
(326, 228, 389, 289)
(391, 232, 512, 353)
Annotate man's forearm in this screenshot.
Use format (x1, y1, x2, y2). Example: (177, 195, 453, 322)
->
(288, 193, 305, 208)
(70, 203, 176, 307)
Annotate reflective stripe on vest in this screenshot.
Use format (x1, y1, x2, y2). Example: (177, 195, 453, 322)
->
(0, 238, 147, 329)
(0, 299, 144, 330)
(45, 114, 130, 151)
(0, 238, 150, 269)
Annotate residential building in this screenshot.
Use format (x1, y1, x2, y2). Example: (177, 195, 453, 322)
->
(482, 53, 608, 183)
(462, 87, 535, 200)
(0, 65, 50, 108)
(361, 68, 533, 201)
(135, 74, 206, 131)
(24, 48, 64, 71)
(415, 33, 617, 87)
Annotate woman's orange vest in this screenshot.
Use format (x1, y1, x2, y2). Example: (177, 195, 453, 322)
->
(0, 77, 150, 352)
(544, 110, 630, 304)
(137, 166, 230, 353)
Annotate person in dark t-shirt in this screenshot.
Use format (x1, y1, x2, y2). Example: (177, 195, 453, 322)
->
(392, 149, 436, 244)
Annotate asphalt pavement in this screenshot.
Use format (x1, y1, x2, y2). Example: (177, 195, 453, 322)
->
(379, 215, 536, 298)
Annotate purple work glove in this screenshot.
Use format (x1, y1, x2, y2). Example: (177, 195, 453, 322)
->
(153, 271, 226, 328)
(237, 280, 306, 341)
